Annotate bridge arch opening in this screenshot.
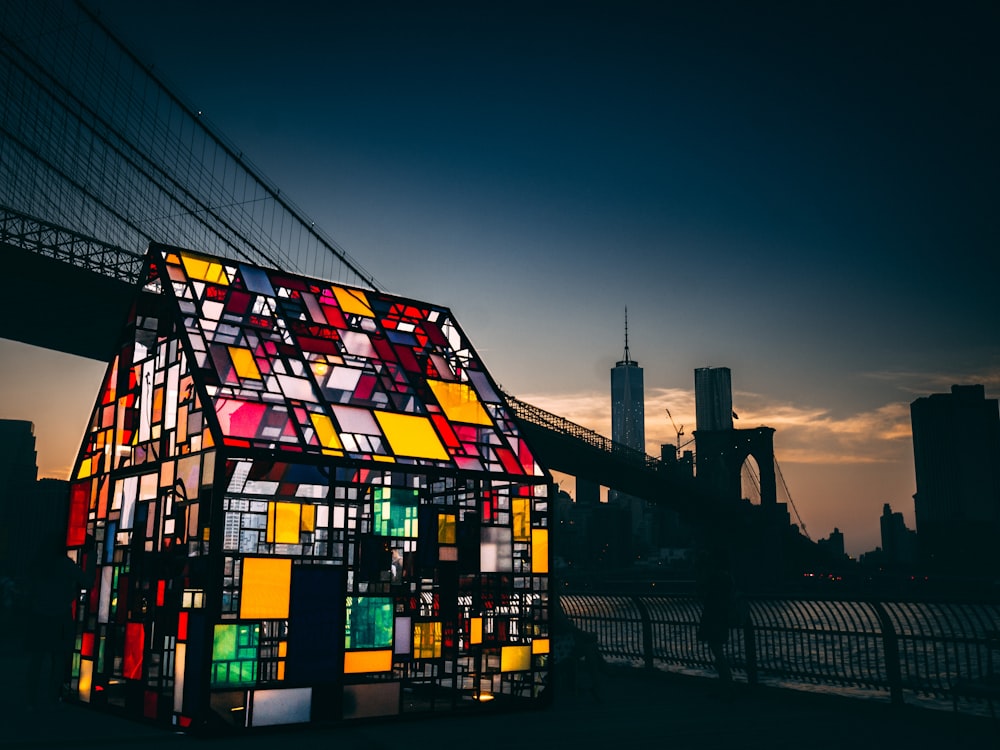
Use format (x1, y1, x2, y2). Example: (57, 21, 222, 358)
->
(741, 454, 763, 505)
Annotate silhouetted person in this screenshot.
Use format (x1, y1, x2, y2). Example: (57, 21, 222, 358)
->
(25, 542, 89, 709)
(697, 547, 736, 695)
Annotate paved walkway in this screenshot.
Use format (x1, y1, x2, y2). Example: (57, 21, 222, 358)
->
(1, 650, 997, 750)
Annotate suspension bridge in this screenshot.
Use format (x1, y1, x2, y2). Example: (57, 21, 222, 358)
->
(11, 5, 1000, 746)
(1, 0, 815, 559)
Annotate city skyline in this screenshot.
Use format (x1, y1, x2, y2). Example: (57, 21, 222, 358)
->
(1, 1, 998, 556)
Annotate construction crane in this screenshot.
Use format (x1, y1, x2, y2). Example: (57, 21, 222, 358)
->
(665, 408, 684, 459)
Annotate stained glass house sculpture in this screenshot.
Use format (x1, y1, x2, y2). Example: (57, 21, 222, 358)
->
(65, 244, 552, 730)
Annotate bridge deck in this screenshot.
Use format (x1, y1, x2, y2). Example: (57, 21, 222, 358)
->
(1, 646, 994, 749)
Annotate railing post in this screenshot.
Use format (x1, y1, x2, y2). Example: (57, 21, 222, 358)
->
(634, 596, 654, 670)
(872, 600, 903, 706)
(742, 608, 758, 687)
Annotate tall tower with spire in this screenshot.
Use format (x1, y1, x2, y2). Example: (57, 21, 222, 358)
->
(610, 309, 646, 545)
(611, 308, 645, 456)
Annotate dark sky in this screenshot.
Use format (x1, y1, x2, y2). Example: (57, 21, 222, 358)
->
(3, 0, 998, 553)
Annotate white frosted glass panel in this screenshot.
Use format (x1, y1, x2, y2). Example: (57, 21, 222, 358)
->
(251, 688, 312, 726)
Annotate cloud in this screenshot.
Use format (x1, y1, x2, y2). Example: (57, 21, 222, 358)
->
(517, 390, 612, 438)
(862, 366, 1000, 395)
(519, 386, 914, 466)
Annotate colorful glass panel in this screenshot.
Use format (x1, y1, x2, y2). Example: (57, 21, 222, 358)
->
(346, 597, 393, 649)
(240, 557, 291, 619)
(65, 245, 553, 731)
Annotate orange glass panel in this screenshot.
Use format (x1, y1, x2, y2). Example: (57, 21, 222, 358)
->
(470, 617, 482, 645)
(343, 650, 393, 673)
(532, 529, 549, 573)
(240, 557, 291, 619)
(333, 286, 374, 317)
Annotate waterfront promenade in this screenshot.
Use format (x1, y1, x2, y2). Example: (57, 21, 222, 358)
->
(1, 647, 996, 750)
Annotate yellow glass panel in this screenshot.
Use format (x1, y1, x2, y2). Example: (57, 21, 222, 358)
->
(309, 413, 343, 451)
(78, 659, 93, 703)
(413, 621, 442, 659)
(532, 638, 550, 655)
(500, 645, 531, 672)
(240, 557, 291, 619)
(301, 504, 316, 532)
(333, 286, 374, 317)
(512, 498, 530, 542)
(427, 380, 492, 425)
(438, 513, 456, 544)
(180, 253, 229, 284)
(344, 649, 393, 673)
(77, 457, 92, 480)
(470, 617, 482, 645)
(532, 529, 549, 574)
(228, 346, 261, 380)
(374, 412, 449, 460)
(274, 503, 301, 544)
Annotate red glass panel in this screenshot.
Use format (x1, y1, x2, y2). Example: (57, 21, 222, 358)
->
(495, 447, 523, 475)
(431, 415, 461, 448)
(124, 622, 145, 680)
(66, 482, 89, 546)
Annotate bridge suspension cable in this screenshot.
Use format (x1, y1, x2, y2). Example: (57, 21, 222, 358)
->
(741, 457, 762, 504)
(775, 457, 811, 541)
(0, 0, 380, 288)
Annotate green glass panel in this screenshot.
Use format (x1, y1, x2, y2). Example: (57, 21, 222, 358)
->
(373, 487, 419, 538)
(212, 624, 259, 686)
(345, 596, 393, 648)
(213, 624, 237, 661)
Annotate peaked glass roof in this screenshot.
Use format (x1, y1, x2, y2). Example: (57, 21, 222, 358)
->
(145, 244, 542, 477)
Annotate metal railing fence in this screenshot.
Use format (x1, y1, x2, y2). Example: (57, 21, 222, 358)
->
(560, 593, 1000, 713)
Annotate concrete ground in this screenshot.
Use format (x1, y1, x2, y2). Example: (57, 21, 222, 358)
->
(1, 647, 997, 750)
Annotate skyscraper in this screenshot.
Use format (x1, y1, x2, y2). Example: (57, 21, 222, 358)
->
(611, 309, 644, 453)
(0, 419, 40, 578)
(910, 384, 1000, 574)
(695, 366, 734, 432)
(610, 310, 646, 544)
